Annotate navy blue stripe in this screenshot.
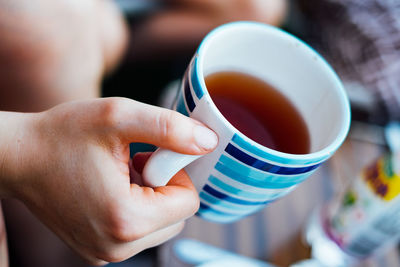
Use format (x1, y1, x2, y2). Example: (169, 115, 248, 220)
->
(184, 77, 196, 112)
(232, 133, 327, 165)
(218, 154, 311, 185)
(203, 185, 271, 205)
(190, 57, 205, 99)
(225, 143, 320, 175)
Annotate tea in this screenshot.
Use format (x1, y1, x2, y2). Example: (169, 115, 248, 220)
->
(205, 71, 310, 154)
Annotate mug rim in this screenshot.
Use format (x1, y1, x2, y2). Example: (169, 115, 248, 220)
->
(194, 21, 351, 163)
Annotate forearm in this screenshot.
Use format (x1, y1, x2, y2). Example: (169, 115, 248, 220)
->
(0, 111, 37, 198)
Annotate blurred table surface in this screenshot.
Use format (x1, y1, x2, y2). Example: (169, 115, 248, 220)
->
(159, 122, 400, 267)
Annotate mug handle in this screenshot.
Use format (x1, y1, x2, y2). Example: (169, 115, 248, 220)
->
(142, 148, 203, 187)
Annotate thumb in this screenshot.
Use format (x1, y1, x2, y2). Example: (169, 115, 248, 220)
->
(103, 97, 218, 154)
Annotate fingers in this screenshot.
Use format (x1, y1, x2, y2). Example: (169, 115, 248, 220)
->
(91, 151, 190, 263)
(98, 98, 218, 155)
(123, 152, 199, 236)
(140, 221, 185, 248)
(96, 222, 184, 263)
(123, 221, 184, 257)
(128, 169, 199, 233)
(75, 211, 185, 265)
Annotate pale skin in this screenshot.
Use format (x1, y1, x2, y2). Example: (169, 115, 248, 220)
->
(0, 98, 218, 265)
(0, 0, 287, 265)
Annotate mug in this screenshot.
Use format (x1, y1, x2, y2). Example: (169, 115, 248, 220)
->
(143, 21, 351, 223)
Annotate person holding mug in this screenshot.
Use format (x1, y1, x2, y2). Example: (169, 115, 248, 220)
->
(0, 0, 287, 266)
(0, 97, 219, 265)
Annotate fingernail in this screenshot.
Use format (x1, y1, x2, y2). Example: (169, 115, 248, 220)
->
(194, 125, 218, 150)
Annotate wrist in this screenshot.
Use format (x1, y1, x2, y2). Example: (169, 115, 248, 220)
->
(0, 111, 40, 198)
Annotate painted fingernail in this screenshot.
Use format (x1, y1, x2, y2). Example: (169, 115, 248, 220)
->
(194, 125, 218, 150)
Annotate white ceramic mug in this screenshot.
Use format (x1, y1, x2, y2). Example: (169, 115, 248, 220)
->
(143, 21, 351, 223)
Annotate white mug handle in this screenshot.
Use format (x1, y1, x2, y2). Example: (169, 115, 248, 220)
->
(142, 148, 203, 187)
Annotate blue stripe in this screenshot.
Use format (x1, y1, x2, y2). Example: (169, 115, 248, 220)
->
(200, 191, 261, 212)
(199, 202, 238, 216)
(219, 155, 313, 185)
(232, 133, 327, 165)
(184, 76, 196, 112)
(196, 212, 240, 223)
(215, 162, 294, 189)
(175, 91, 189, 116)
(208, 175, 274, 200)
(225, 143, 320, 175)
(190, 58, 204, 99)
(203, 185, 271, 206)
(197, 203, 242, 223)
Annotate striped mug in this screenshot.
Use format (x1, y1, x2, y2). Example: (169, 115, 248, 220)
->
(143, 21, 351, 223)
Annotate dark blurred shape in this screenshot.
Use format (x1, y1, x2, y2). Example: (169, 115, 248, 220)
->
(102, 8, 197, 104)
(293, 0, 400, 125)
(105, 0, 288, 104)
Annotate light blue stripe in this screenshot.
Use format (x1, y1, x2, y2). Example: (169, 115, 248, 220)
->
(196, 210, 240, 224)
(208, 175, 273, 201)
(215, 162, 291, 189)
(232, 133, 328, 166)
(190, 58, 204, 99)
(175, 90, 189, 116)
(219, 154, 313, 185)
(200, 191, 261, 212)
(197, 204, 242, 223)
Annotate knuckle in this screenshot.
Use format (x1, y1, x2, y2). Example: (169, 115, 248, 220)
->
(156, 110, 178, 144)
(89, 240, 129, 263)
(174, 221, 186, 235)
(179, 189, 200, 217)
(109, 217, 134, 243)
(188, 191, 200, 215)
(98, 98, 124, 128)
(95, 249, 130, 263)
(87, 258, 108, 266)
(109, 224, 140, 243)
(107, 203, 146, 242)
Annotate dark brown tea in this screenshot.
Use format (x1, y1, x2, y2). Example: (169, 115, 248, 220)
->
(205, 71, 310, 154)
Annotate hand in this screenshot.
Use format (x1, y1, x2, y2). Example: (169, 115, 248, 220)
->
(0, 97, 218, 265)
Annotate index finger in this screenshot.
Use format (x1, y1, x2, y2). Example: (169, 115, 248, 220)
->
(126, 168, 199, 239)
(104, 98, 218, 155)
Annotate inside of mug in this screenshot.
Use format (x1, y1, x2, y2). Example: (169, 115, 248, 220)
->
(199, 23, 350, 154)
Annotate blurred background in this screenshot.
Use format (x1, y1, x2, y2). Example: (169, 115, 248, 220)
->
(3, 0, 400, 266)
